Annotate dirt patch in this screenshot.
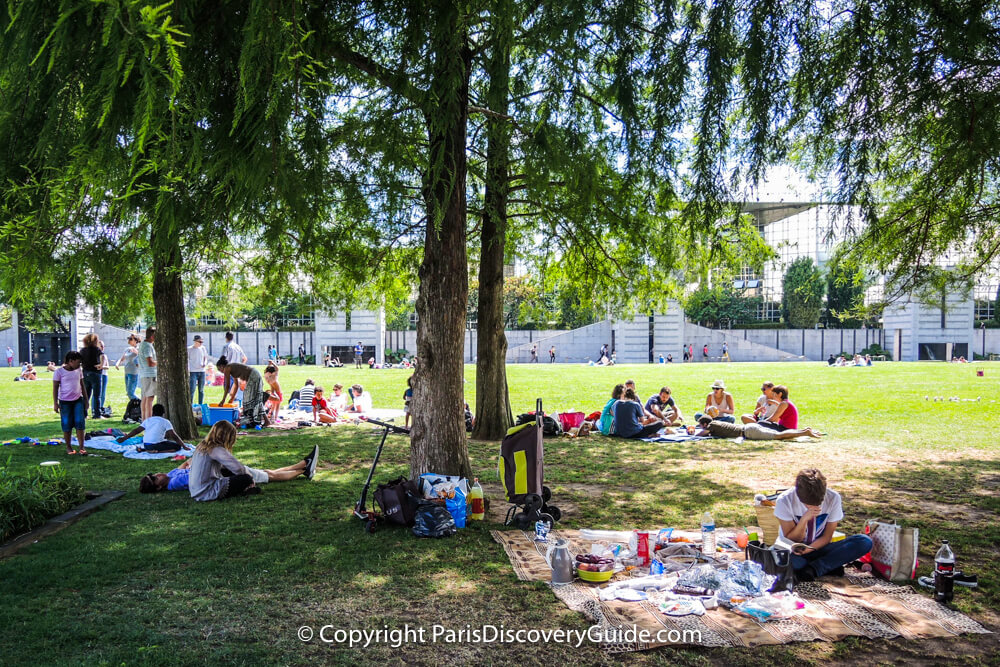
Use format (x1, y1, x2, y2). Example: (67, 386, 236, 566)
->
(892, 490, 996, 524)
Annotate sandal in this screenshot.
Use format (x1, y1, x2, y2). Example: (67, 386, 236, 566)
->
(78, 448, 88, 456)
(66, 449, 78, 455)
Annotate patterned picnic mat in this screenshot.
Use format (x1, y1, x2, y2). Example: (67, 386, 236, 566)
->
(492, 529, 991, 653)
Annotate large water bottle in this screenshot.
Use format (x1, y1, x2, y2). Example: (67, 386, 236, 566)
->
(701, 511, 716, 556)
(934, 540, 955, 603)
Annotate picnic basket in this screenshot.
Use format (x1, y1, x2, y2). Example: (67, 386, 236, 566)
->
(753, 498, 782, 545)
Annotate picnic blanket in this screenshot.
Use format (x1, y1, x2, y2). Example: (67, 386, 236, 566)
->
(270, 408, 406, 430)
(492, 529, 990, 653)
(83, 436, 194, 460)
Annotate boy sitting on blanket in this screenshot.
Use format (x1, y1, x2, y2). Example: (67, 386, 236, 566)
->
(116, 403, 190, 452)
(774, 469, 873, 581)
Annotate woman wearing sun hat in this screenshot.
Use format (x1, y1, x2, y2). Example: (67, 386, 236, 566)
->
(695, 380, 736, 423)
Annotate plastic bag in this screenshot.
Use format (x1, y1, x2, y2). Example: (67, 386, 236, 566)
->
(677, 564, 724, 590)
(412, 501, 457, 538)
(445, 486, 467, 528)
(717, 560, 777, 601)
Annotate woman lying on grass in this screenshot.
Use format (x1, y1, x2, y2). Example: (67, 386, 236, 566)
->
(185, 421, 318, 501)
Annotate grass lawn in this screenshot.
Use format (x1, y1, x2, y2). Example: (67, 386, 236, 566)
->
(0, 361, 998, 665)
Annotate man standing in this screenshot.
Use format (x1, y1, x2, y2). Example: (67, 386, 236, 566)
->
(137, 327, 157, 421)
(702, 343, 709, 361)
(530, 344, 538, 363)
(221, 331, 247, 365)
(354, 341, 363, 369)
(5, 345, 13, 367)
(298, 343, 305, 366)
(188, 335, 208, 405)
(549, 345, 556, 363)
(722, 341, 730, 362)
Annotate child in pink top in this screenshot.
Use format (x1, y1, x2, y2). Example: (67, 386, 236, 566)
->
(52, 351, 89, 455)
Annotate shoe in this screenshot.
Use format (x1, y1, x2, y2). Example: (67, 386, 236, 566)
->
(954, 571, 978, 588)
(796, 566, 817, 582)
(305, 445, 319, 480)
(829, 565, 845, 577)
(918, 576, 935, 588)
(243, 486, 262, 496)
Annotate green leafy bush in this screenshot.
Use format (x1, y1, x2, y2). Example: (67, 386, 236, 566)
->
(0, 458, 87, 542)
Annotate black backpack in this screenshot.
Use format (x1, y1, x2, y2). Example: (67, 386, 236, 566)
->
(122, 398, 142, 424)
(515, 411, 562, 438)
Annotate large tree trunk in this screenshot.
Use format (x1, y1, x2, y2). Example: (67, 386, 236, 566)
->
(472, 1, 513, 441)
(410, 2, 472, 479)
(151, 224, 199, 440)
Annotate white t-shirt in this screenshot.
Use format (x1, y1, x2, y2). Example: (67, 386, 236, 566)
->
(222, 341, 245, 364)
(137, 341, 157, 378)
(141, 416, 174, 444)
(352, 391, 372, 412)
(187, 344, 208, 372)
(774, 487, 844, 543)
(330, 392, 347, 412)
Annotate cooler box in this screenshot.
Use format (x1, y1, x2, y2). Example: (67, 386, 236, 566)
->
(204, 404, 239, 426)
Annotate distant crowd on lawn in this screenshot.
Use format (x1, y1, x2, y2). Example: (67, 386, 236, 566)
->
(594, 378, 822, 442)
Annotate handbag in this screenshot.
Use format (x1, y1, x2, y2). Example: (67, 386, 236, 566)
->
(745, 540, 796, 592)
(864, 519, 917, 582)
(374, 476, 419, 527)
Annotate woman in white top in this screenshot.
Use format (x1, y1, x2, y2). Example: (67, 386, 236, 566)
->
(699, 380, 736, 423)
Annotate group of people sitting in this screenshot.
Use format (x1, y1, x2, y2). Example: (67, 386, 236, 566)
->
(596, 379, 821, 441)
(286, 378, 373, 424)
(827, 353, 873, 366)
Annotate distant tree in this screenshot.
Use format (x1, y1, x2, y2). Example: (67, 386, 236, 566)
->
(825, 254, 867, 327)
(685, 286, 759, 328)
(782, 258, 825, 328)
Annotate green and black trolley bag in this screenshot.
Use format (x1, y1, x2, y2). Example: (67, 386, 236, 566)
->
(498, 398, 561, 528)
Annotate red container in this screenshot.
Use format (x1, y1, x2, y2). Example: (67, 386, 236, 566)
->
(636, 531, 650, 565)
(558, 411, 585, 431)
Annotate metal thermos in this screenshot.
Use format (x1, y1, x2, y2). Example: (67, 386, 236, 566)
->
(546, 539, 575, 584)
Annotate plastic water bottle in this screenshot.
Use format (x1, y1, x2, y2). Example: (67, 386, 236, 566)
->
(469, 478, 485, 521)
(934, 540, 955, 603)
(701, 511, 716, 556)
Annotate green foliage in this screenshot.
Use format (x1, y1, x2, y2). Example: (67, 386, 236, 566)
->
(0, 307, 10, 331)
(684, 285, 761, 328)
(825, 252, 868, 327)
(995, 286, 1000, 325)
(860, 343, 884, 357)
(781, 257, 824, 328)
(0, 457, 86, 542)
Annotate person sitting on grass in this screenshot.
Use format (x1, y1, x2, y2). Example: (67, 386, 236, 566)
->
(116, 403, 190, 452)
(741, 381, 776, 424)
(296, 378, 315, 411)
(345, 384, 372, 413)
(20, 362, 37, 381)
(598, 384, 625, 435)
(757, 384, 798, 432)
(187, 421, 313, 501)
(613, 388, 664, 439)
(692, 415, 822, 440)
(694, 380, 736, 423)
(312, 385, 339, 424)
(139, 443, 318, 493)
(645, 386, 683, 426)
(774, 468, 872, 581)
(52, 351, 88, 455)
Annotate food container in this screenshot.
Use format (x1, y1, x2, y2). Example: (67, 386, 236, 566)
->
(577, 568, 615, 583)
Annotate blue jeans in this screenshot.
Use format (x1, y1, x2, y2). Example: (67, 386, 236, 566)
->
(792, 534, 873, 577)
(189, 372, 205, 405)
(59, 398, 86, 433)
(83, 370, 103, 418)
(100, 374, 108, 409)
(125, 373, 139, 401)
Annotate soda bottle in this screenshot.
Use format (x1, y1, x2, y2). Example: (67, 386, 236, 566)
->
(469, 478, 485, 521)
(701, 511, 716, 556)
(934, 540, 955, 603)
